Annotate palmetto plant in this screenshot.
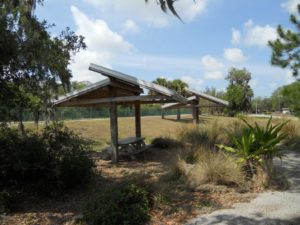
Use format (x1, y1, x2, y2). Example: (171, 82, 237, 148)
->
(217, 117, 288, 178)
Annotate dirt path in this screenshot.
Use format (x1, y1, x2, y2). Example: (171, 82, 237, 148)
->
(185, 151, 300, 225)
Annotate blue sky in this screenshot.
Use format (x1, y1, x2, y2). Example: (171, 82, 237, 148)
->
(36, 0, 300, 97)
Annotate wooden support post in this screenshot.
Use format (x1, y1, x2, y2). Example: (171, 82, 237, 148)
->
(195, 106, 199, 124)
(192, 100, 199, 124)
(177, 109, 181, 120)
(161, 108, 165, 119)
(109, 88, 118, 163)
(135, 101, 141, 138)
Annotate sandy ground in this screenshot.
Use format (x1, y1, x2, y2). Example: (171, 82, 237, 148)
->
(185, 151, 300, 225)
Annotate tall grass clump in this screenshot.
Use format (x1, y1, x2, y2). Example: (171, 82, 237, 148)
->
(171, 146, 244, 187)
(280, 119, 300, 150)
(171, 123, 244, 187)
(177, 121, 228, 149)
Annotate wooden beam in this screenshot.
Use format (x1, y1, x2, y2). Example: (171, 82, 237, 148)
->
(109, 87, 118, 163)
(135, 101, 141, 138)
(161, 108, 165, 119)
(61, 95, 171, 106)
(162, 104, 226, 110)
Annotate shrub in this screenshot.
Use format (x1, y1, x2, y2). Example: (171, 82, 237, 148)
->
(151, 137, 181, 149)
(0, 122, 94, 201)
(82, 183, 150, 225)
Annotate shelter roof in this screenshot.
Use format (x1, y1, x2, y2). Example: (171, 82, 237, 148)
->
(53, 64, 187, 107)
(188, 89, 229, 106)
(161, 89, 229, 109)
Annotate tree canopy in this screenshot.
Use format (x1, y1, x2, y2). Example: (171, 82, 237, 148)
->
(281, 81, 300, 116)
(0, 0, 86, 129)
(151, 77, 189, 96)
(269, 4, 300, 76)
(225, 68, 253, 115)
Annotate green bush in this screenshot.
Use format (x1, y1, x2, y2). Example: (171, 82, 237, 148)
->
(83, 183, 150, 225)
(0, 122, 94, 200)
(151, 137, 181, 149)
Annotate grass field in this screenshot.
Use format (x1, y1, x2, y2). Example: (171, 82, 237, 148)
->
(24, 114, 239, 150)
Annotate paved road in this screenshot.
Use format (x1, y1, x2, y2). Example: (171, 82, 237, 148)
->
(186, 151, 300, 225)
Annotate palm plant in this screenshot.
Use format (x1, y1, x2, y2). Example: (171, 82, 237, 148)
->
(217, 117, 288, 179)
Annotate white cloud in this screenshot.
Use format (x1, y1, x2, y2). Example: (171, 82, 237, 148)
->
(243, 19, 277, 47)
(181, 75, 203, 88)
(201, 55, 223, 71)
(223, 48, 246, 63)
(281, 0, 300, 14)
(70, 6, 132, 82)
(204, 71, 223, 80)
(174, 0, 207, 21)
(231, 28, 241, 45)
(121, 19, 139, 34)
(84, 0, 208, 27)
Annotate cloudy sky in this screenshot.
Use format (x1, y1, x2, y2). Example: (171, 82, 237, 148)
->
(36, 0, 300, 97)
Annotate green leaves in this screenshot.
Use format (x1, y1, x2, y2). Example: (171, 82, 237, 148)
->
(269, 4, 300, 76)
(217, 117, 288, 176)
(225, 68, 254, 115)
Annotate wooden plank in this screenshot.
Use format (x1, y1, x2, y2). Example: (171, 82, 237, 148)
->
(161, 96, 197, 109)
(109, 87, 118, 163)
(162, 103, 226, 110)
(135, 101, 141, 138)
(61, 95, 171, 106)
(188, 89, 229, 106)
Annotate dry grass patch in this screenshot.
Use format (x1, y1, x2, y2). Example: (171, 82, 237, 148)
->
(172, 147, 244, 188)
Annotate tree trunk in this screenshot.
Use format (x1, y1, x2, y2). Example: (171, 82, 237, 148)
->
(18, 108, 25, 136)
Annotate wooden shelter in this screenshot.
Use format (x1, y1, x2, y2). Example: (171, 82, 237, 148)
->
(54, 64, 187, 162)
(161, 89, 229, 123)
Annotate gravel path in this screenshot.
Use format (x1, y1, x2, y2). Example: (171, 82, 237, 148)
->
(185, 151, 300, 225)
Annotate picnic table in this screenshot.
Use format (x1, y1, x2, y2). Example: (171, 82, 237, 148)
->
(104, 137, 152, 160)
(118, 137, 146, 156)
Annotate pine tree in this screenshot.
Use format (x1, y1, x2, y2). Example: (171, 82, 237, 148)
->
(269, 4, 300, 76)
